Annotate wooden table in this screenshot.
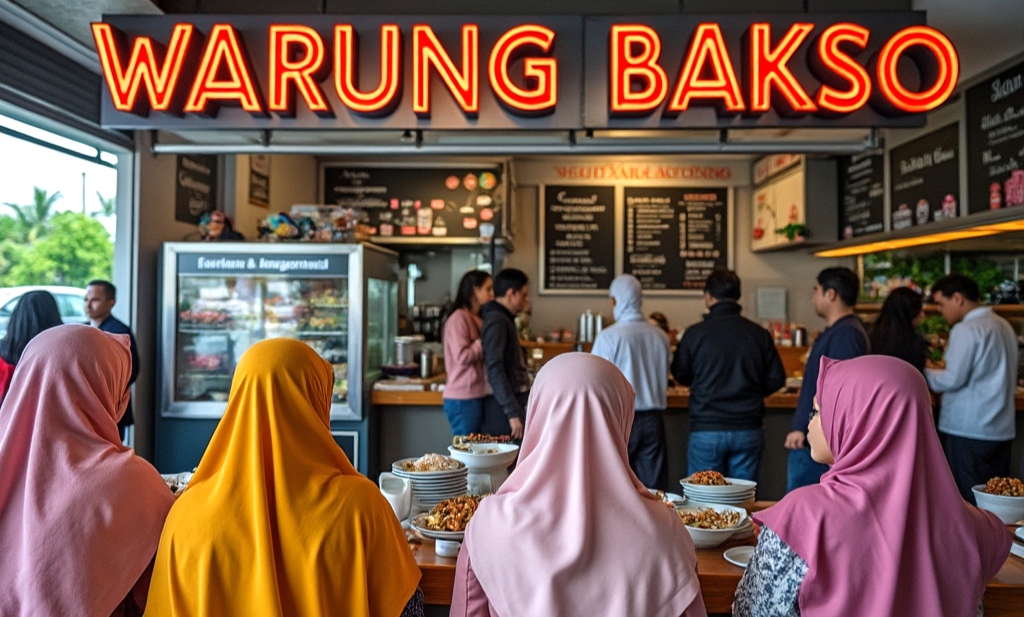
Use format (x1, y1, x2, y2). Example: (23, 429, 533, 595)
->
(409, 502, 1024, 616)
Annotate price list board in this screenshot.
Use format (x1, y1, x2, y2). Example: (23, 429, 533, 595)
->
(965, 59, 1024, 213)
(541, 185, 616, 293)
(623, 187, 729, 291)
(838, 154, 885, 239)
(889, 123, 960, 231)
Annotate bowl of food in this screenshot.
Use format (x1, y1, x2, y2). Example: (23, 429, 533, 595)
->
(972, 477, 1024, 524)
(675, 503, 749, 549)
(447, 443, 519, 471)
(410, 494, 487, 541)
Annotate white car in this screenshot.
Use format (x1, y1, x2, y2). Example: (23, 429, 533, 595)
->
(0, 285, 89, 339)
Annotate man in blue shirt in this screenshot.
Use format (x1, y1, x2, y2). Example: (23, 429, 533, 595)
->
(926, 273, 1018, 504)
(85, 280, 139, 443)
(785, 267, 869, 492)
(591, 274, 671, 490)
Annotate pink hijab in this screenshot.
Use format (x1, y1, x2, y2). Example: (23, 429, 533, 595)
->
(465, 353, 703, 617)
(0, 325, 174, 616)
(757, 356, 1010, 617)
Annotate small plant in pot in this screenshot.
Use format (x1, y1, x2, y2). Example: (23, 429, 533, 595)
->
(776, 223, 809, 242)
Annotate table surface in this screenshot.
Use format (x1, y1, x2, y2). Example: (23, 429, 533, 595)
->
(409, 502, 1024, 615)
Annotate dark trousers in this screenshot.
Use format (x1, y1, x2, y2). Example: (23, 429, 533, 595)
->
(628, 410, 668, 491)
(480, 393, 528, 441)
(939, 431, 1013, 504)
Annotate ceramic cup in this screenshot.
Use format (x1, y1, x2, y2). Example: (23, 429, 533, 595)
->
(379, 472, 412, 521)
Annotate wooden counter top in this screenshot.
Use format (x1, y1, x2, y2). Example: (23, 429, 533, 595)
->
(373, 388, 801, 408)
(409, 503, 1024, 615)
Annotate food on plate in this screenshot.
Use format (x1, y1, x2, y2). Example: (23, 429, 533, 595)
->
(984, 476, 1024, 496)
(179, 309, 230, 326)
(688, 470, 729, 486)
(421, 495, 486, 532)
(401, 453, 461, 472)
(653, 490, 676, 507)
(677, 507, 742, 530)
(188, 354, 223, 371)
(451, 434, 513, 451)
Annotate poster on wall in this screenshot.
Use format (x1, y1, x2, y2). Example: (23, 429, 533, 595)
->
(249, 155, 270, 208)
(751, 165, 805, 251)
(966, 60, 1024, 213)
(838, 153, 885, 239)
(622, 187, 729, 291)
(175, 154, 218, 224)
(541, 185, 616, 293)
(322, 165, 504, 242)
(890, 123, 960, 230)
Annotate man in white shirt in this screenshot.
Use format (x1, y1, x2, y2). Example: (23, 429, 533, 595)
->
(591, 275, 671, 490)
(926, 273, 1018, 504)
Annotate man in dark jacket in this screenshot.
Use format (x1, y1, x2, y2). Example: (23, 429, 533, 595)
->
(480, 268, 530, 440)
(672, 269, 785, 481)
(86, 280, 139, 443)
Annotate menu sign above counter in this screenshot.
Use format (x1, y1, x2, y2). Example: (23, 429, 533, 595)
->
(322, 165, 504, 243)
(623, 187, 728, 291)
(889, 123, 960, 231)
(541, 185, 615, 293)
(966, 59, 1024, 213)
(838, 154, 885, 239)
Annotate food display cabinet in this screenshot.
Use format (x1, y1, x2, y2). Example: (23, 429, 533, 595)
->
(155, 242, 398, 473)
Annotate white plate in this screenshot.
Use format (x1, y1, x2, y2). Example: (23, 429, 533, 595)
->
(680, 477, 757, 496)
(1015, 526, 1024, 543)
(392, 457, 467, 476)
(410, 513, 466, 541)
(723, 545, 755, 568)
(648, 488, 687, 506)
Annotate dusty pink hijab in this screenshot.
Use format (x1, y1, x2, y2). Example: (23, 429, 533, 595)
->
(757, 355, 1010, 617)
(465, 353, 703, 617)
(0, 324, 174, 616)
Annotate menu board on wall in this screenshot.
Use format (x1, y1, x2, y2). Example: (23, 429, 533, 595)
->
(889, 123, 960, 231)
(966, 60, 1024, 213)
(175, 154, 218, 224)
(838, 154, 885, 239)
(622, 187, 728, 291)
(322, 165, 504, 241)
(541, 185, 616, 292)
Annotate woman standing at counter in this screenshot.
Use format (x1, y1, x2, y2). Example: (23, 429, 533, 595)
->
(869, 287, 929, 372)
(442, 270, 494, 436)
(734, 356, 1010, 617)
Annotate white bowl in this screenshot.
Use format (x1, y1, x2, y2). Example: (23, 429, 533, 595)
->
(675, 503, 749, 549)
(447, 443, 519, 471)
(972, 485, 1024, 524)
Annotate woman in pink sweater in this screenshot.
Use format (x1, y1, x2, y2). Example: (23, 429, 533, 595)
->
(442, 270, 494, 436)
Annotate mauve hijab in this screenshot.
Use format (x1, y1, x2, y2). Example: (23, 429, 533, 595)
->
(0, 325, 174, 616)
(463, 353, 704, 617)
(756, 355, 1010, 617)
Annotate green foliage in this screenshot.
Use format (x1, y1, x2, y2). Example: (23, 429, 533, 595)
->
(950, 255, 1004, 303)
(92, 192, 115, 218)
(2, 187, 61, 242)
(0, 212, 112, 287)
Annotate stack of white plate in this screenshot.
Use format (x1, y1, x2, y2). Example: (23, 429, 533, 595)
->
(679, 476, 757, 505)
(392, 457, 469, 513)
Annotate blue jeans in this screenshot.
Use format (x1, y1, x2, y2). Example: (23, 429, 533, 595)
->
(687, 429, 763, 482)
(787, 446, 830, 492)
(443, 397, 486, 437)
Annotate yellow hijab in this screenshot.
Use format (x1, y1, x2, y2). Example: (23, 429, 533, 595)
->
(146, 338, 420, 617)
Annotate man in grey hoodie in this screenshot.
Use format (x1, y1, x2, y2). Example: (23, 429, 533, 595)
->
(592, 274, 671, 490)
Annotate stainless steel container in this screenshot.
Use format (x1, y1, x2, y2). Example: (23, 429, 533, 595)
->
(793, 327, 807, 347)
(395, 334, 424, 366)
(420, 349, 434, 378)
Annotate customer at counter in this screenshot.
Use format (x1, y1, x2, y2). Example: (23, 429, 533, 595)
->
(784, 267, 868, 492)
(442, 270, 494, 437)
(452, 353, 707, 617)
(0, 325, 174, 617)
(481, 268, 531, 440)
(592, 274, 671, 490)
(869, 286, 929, 373)
(672, 269, 785, 482)
(0, 290, 62, 404)
(926, 273, 1018, 504)
(736, 356, 1010, 617)
(145, 339, 422, 617)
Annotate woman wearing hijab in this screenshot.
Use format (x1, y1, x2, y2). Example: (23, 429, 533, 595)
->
(0, 325, 174, 617)
(145, 338, 422, 617)
(451, 353, 707, 617)
(869, 286, 930, 372)
(442, 270, 494, 436)
(0, 290, 62, 403)
(734, 355, 1010, 617)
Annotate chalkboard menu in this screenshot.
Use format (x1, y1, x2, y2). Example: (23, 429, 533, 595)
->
(175, 154, 218, 224)
(622, 187, 728, 291)
(838, 154, 885, 239)
(541, 185, 616, 292)
(966, 60, 1024, 213)
(322, 165, 504, 241)
(889, 123, 960, 231)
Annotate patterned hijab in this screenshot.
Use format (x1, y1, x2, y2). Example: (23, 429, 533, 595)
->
(145, 338, 419, 617)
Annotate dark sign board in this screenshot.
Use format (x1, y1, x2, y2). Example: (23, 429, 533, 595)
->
(248, 155, 270, 208)
(966, 59, 1024, 213)
(542, 185, 615, 292)
(94, 14, 954, 130)
(175, 154, 218, 224)
(622, 187, 728, 291)
(838, 153, 885, 239)
(889, 123, 960, 231)
(322, 165, 504, 242)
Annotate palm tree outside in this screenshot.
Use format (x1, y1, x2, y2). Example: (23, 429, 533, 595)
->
(3, 187, 61, 242)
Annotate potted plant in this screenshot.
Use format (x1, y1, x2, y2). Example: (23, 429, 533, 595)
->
(776, 223, 809, 242)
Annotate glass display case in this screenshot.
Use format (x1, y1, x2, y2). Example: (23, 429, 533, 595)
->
(159, 243, 398, 421)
